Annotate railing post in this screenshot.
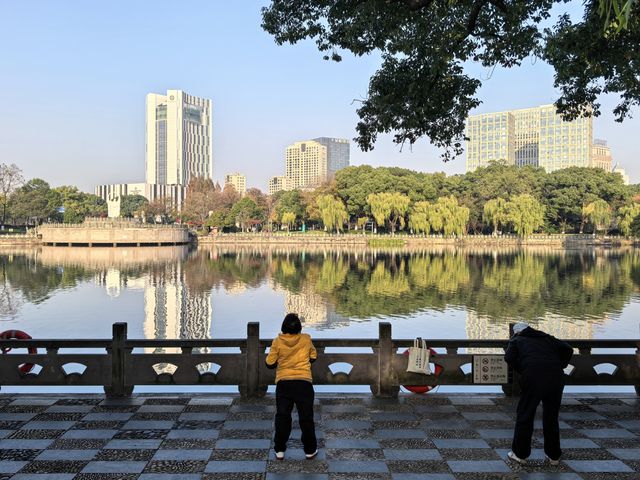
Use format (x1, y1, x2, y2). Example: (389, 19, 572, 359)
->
(502, 322, 520, 397)
(104, 322, 133, 398)
(242, 322, 262, 399)
(635, 346, 640, 397)
(374, 322, 399, 398)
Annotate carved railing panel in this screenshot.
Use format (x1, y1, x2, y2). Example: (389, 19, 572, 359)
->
(0, 323, 638, 398)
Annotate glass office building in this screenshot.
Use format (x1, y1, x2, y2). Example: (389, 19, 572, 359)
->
(466, 104, 593, 173)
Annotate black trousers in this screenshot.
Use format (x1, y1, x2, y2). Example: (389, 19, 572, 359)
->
(512, 371, 564, 460)
(274, 380, 317, 454)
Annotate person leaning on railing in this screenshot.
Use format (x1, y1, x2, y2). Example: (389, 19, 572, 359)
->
(265, 313, 318, 461)
(504, 322, 573, 466)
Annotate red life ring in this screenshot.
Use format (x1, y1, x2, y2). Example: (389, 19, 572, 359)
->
(0, 330, 37, 374)
(402, 347, 442, 394)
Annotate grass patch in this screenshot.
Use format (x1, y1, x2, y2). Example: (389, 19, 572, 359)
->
(367, 237, 405, 248)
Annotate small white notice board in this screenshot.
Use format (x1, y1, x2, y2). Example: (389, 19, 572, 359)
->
(473, 355, 509, 384)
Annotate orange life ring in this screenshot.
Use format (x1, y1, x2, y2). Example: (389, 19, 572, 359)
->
(402, 347, 442, 394)
(0, 330, 37, 374)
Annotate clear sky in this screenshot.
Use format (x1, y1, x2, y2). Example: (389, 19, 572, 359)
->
(0, 0, 637, 192)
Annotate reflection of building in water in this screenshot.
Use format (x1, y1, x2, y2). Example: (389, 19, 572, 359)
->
(96, 262, 213, 374)
(104, 269, 122, 298)
(142, 264, 213, 374)
(284, 287, 348, 329)
(465, 310, 596, 353)
(142, 264, 212, 341)
(224, 282, 247, 296)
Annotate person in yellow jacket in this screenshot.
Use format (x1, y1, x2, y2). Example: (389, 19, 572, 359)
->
(266, 313, 318, 460)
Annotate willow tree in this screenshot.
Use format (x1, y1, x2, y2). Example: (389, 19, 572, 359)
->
(483, 198, 509, 235)
(618, 202, 640, 236)
(408, 201, 431, 234)
(366, 193, 392, 232)
(281, 211, 296, 231)
(583, 199, 612, 234)
(366, 192, 410, 233)
(506, 194, 546, 237)
(356, 216, 369, 233)
(387, 192, 410, 234)
(316, 194, 348, 233)
(429, 196, 469, 236)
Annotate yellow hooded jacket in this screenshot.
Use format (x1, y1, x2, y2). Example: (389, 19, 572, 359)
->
(266, 333, 317, 383)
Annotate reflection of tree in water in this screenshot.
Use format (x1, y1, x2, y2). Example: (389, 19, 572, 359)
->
(3, 247, 638, 331)
(264, 250, 638, 322)
(0, 252, 95, 319)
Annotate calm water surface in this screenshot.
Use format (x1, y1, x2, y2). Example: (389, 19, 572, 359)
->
(2, 245, 639, 342)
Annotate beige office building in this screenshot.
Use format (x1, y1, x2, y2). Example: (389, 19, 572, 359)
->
(224, 173, 246, 196)
(282, 137, 350, 190)
(466, 104, 593, 173)
(146, 90, 213, 186)
(285, 140, 328, 190)
(268, 176, 292, 195)
(591, 139, 613, 172)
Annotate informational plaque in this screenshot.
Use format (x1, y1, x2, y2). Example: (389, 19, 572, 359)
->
(473, 355, 509, 384)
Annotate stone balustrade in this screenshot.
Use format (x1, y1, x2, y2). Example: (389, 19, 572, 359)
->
(0, 322, 638, 398)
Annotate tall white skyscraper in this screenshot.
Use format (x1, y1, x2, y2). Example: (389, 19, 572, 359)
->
(146, 90, 213, 186)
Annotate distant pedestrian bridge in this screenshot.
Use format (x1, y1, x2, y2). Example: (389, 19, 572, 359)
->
(37, 218, 190, 246)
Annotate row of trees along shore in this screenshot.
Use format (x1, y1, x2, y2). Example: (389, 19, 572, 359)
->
(4, 162, 640, 237)
(183, 162, 640, 237)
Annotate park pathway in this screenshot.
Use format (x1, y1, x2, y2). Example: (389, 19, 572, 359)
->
(0, 393, 638, 479)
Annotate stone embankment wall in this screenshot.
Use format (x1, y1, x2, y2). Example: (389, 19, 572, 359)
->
(37, 219, 190, 246)
(199, 233, 634, 248)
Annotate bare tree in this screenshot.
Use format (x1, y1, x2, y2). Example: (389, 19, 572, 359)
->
(0, 164, 24, 225)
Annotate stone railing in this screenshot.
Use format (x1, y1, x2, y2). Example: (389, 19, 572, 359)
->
(0, 323, 638, 397)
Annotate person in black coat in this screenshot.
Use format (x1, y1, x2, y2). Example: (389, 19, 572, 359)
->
(504, 322, 573, 465)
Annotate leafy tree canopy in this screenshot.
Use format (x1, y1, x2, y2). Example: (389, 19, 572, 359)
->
(120, 195, 149, 219)
(262, 1, 640, 160)
(10, 179, 60, 225)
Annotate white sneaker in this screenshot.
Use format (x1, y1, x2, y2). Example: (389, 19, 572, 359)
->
(507, 450, 527, 464)
(305, 450, 318, 460)
(275, 451, 285, 460)
(546, 454, 560, 465)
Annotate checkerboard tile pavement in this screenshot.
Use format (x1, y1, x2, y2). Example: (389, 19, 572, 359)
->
(0, 393, 637, 479)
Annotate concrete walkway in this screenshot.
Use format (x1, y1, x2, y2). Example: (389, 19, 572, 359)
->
(0, 393, 638, 479)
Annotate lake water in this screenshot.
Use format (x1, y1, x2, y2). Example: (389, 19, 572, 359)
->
(2, 245, 639, 342)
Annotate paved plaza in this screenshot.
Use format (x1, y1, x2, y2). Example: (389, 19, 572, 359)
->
(0, 393, 638, 479)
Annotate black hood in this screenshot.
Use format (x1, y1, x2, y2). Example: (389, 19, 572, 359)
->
(517, 327, 551, 338)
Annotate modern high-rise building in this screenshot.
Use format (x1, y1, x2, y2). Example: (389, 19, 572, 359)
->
(591, 139, 613, 172)
(283, 137, 350, 190)
(313, 137, 350, 177)
(224, 173, 246, 196)
(146, 90, 213, 186)
(466, 104, 593, 173)
(268, 176, 292, 195)
(285, 140, 327, 190)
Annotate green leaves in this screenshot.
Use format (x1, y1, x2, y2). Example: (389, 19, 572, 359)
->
(599, 0, 636, 34)
(582, 198, 613, 234)
(366, 192, 410, 233)
(617, 202, 640, 235)
(505, 194, 546, 237)
(316, 194, 348, 232)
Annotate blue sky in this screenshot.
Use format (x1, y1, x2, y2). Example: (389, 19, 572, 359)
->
(0, 0, 637, 192)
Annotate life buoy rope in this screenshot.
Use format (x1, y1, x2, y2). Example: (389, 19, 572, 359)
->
(402, 347, 442, 394)
(0, 330, 37, 374)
